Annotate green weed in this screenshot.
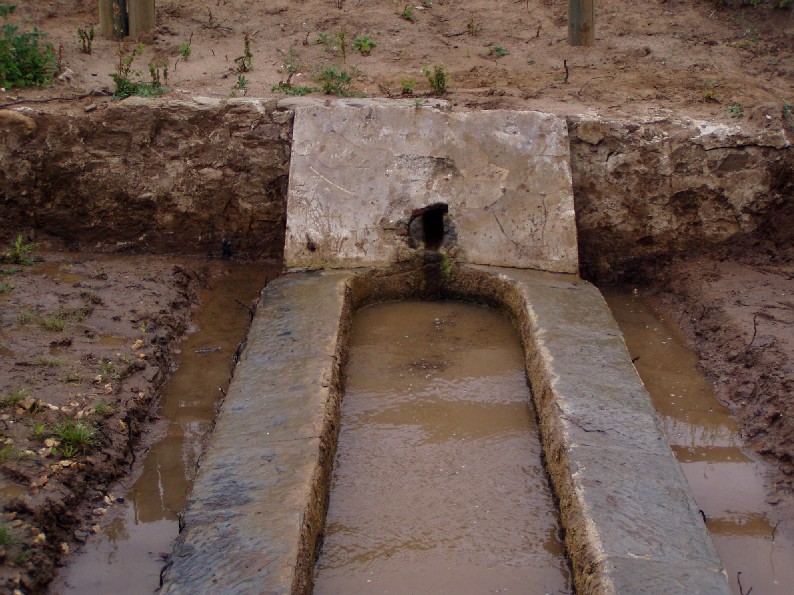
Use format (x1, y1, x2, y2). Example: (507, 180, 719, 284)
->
(93, 402, 114, 417)
(40, 314, 66, 332)
(77, 25, 94, 55)
(1, 387, 27, 408)
(53, 419, 97, 456)
(0, 523, 14, 548)
(0, 4, 56, 88)
(231, 73, 247, 96)
(400, 77, 417, 95)
(32, 357, 62, 367)
(1, 235, 36, 265)
(727, 102, 744, 118)
(235, 33, 253, 73)
(0, 280, 12, 293)
(18, 309, 36, 324)
(30, 423, 46, 440)
(98, 358, 119, 382)
(111, 42, 166, 98)
(467, 17, 481, 37)
(422, 64, 449, 96)
(489, 45, 509, 58)
(314, 65, 356, 96)
(179, 42, 191, 60)
(272, 82, 315, 95)
(702, 80, 719, 102)
(400, 5, 416, 22)
(352, 36, 377, 56)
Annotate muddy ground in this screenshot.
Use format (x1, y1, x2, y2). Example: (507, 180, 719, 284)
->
(0, 248, 246, 593)
(646, 217, 794, 494)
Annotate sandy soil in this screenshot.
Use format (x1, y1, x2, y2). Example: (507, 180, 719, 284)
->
(1, 0, 792, 127)
(0, 250, 219, 593)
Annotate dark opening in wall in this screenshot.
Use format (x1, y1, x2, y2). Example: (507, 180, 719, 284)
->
(414, 203, 448, 251)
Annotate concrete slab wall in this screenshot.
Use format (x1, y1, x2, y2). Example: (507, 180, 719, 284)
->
(284, 101, 579, 273)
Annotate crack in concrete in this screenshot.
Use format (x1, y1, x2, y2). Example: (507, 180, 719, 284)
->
(491, 211, 522, 249)
(561, 414, 608, 434)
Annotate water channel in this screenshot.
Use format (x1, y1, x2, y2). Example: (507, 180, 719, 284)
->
(314, 301, 571, 594)
(53, 262, 278, 594)
(603, 289, 794, 595)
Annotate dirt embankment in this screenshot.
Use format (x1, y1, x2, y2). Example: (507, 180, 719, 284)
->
(0, 99, 292, 260)
(3, 0, 793, 124)
(0, 252, 209, 593)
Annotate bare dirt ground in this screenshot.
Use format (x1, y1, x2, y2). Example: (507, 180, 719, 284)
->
(1, 0, 792, 127)
(0, 250, 223, 593)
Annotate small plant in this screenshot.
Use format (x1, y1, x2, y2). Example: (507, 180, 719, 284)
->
(53, 419, 97, 457)
(30, 423, 46, 440)
(352, 36, 377, 56)
(314, 65, 356, 96)
(783, 100, 793, 124)
(111, 42, 166, 98)
(1, 235, 36, 265)
(702, 80, 719, 102)
(489, 45, 509, 58)
(179, 42, 191, 61)
(63, 371, 81, 383)
(40, 314, 66, 332)
(98, 358, 119, 382)
(1, 387, 27, 408)
(422, 64, 449, 96)
(0, 523, 15, 548)
(726, 102, 744, 118)
(231, 73, 247, 96)
(93, 402, 114, 417)
(0, 4, 56, 88)
(400, 5, 416, 22)
(32, 357, 62, 367)
(77, 25, 94, 55)
(0, 280, 12, 293)
(400, 77, 417, 95)
(272, 82, 315, 95)
(314, 32, 330, 46)
(18, 309, 36, 324)
(466, 16, 481, 37)
(235, 33, 253, 73)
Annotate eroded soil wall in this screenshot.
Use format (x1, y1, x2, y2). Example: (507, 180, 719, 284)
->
(0, 98, 292, 260)
(569, 115, 793, 283)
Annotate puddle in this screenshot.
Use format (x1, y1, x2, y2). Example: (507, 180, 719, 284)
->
(314, 301, 570, 594)
(31, 262, 87, 285)
(52, 262, 280, 594)
(603, 289, 794, 595)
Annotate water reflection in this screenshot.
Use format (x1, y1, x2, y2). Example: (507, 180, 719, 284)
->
(603, 289, 794, 595)
(53, 263, 277, 594)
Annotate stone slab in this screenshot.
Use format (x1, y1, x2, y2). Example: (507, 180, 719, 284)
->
(285, 102, 578, 272)
(163, 266, 728, 594)
(471, 266, 729, 594)
(161, 270, 354, 594)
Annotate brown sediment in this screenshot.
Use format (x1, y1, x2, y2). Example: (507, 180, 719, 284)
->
(314, 301, 570, 593)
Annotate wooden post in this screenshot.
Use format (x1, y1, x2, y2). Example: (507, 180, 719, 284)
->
(568, 0, 594, 46)
(99, 0, 128, 41)
(128, 0, 156, 38)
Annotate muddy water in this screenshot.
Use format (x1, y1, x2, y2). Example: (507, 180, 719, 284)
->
(314, 302, 570, 594)
(603, 289, 794, 595)
(53, 263, 279, 595)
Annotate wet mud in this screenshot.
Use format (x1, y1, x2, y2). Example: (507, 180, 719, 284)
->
(314, 301, 570, 594)
(50, 263, 278, 594)
(604, 289, 794, 595)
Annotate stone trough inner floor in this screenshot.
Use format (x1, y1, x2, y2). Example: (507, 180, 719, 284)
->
(161, 264, 729, 595)
(314, 301, 570, 594)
